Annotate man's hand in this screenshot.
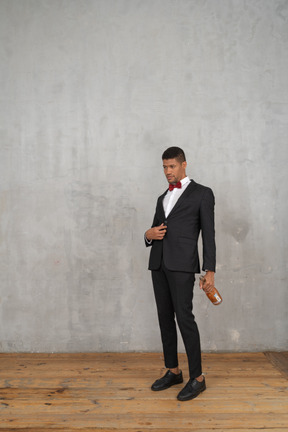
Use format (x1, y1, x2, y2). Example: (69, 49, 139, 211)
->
(145, 223, 167, 241)
(199, 271, 215, 290)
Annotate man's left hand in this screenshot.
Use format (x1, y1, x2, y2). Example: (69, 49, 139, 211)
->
(199, 271, 215, 290)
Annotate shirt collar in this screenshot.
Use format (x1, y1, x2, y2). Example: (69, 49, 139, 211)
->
(181, 176, 190, 186)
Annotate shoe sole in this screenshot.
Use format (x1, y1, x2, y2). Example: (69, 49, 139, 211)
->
(177, 384, 206, 401)
(151, 379, 183, 391)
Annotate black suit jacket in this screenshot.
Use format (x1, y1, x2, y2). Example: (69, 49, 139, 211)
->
(145, 180, 216, 273)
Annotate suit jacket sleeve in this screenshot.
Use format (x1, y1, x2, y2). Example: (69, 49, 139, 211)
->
(144, 200, 161, 247)
(200, 188, 216, 272)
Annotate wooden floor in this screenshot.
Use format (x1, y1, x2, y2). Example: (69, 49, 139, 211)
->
(0, 352, 287, 431)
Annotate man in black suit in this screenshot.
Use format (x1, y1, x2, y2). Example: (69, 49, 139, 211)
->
(145, 146, 216, 401)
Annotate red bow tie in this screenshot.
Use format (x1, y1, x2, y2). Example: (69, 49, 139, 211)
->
(169, 181, 182, 191)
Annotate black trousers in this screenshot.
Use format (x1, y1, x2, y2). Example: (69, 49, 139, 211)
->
(152, 261, 202, 379)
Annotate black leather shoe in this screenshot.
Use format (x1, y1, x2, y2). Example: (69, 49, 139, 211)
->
(151, 370, 183, 391)
(177, 376, 206, 401)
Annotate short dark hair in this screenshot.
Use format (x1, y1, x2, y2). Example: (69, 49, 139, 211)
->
(162, 147, 186, 163)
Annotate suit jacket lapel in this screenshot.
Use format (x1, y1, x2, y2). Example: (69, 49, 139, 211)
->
(159, 190, 167, 220)
(167, 180, 197, 218)
(153, 190, 167, 221)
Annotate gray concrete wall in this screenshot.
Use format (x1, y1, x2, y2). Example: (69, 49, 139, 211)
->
(0, 0, 287, 353)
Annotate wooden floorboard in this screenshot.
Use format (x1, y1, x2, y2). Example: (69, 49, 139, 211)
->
(0, 352, 287, 431)
(264, 351, 288, 378)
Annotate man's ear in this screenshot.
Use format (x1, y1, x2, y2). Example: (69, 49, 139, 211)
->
(182, 161, 187, 169)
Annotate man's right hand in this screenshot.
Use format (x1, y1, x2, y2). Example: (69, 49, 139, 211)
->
(145, 223, 167, 241)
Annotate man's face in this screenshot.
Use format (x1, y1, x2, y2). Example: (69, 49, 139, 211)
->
(163, 158, 187, 184)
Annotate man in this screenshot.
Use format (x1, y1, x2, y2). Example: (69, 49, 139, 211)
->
(145, 146, 216, 401)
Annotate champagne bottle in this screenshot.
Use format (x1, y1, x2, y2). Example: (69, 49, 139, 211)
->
(200, 276, 222, 305)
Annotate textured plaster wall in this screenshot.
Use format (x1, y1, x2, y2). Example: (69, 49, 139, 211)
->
(0, 0, 287, 352)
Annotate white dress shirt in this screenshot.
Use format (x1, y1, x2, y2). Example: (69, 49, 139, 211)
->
(163, 176, 190, 218)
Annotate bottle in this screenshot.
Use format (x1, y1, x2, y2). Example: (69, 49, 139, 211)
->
(200, 276, 222, 305)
